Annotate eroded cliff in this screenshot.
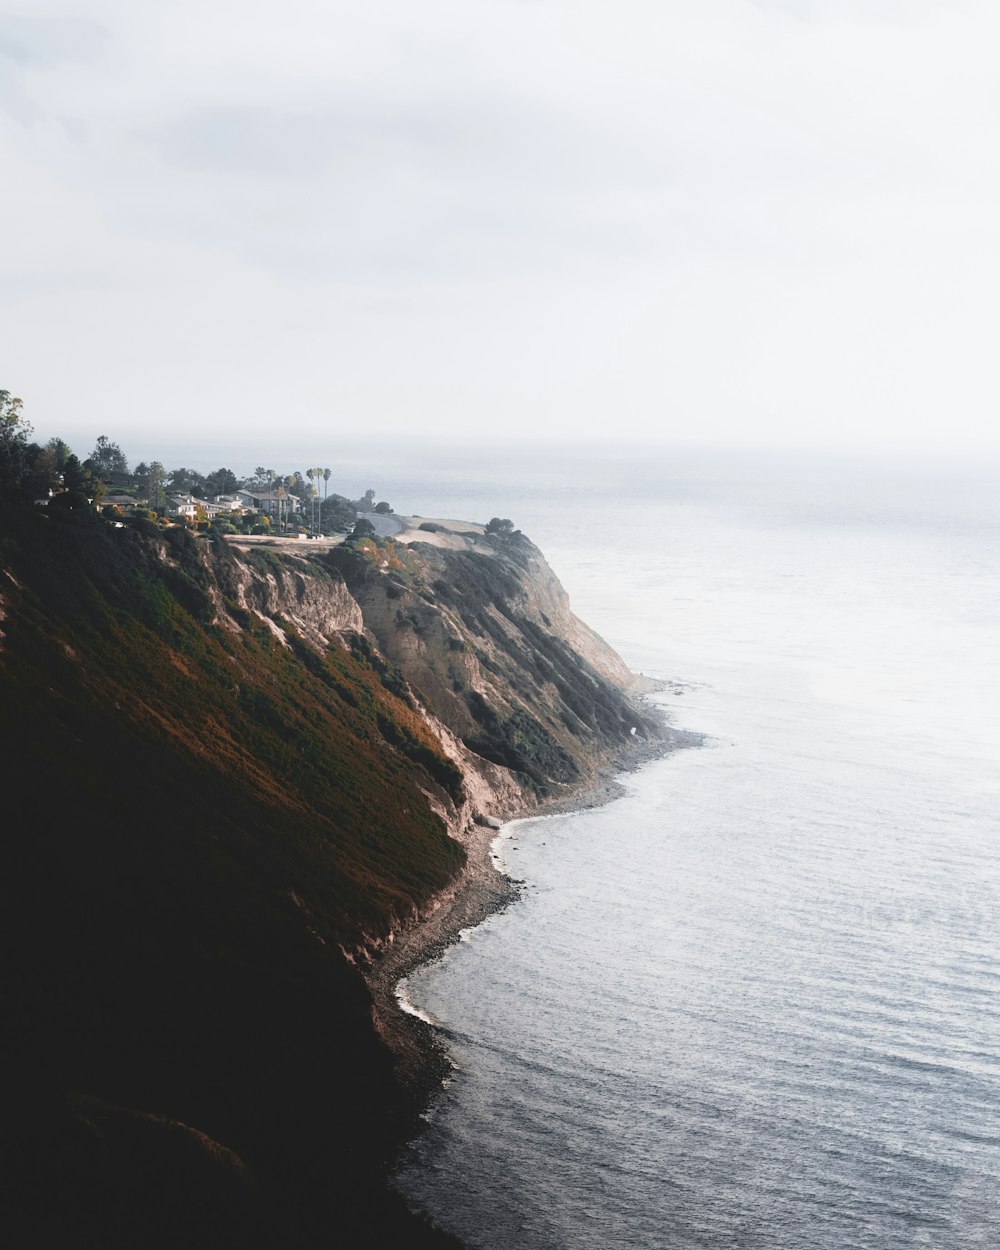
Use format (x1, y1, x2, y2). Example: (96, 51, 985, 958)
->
(328, 523, 658, 805)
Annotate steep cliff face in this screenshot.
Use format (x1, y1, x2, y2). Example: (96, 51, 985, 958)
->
(328, 526, 658, 805)
(0, 504, 660, 1249)
(211, 543, 364, 644)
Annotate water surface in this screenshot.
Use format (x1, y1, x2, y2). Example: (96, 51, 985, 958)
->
(377, 445, 1000, 1249)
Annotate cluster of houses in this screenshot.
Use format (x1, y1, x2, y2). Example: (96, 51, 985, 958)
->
(160, 489, 284, 522)
(99, 488, 301, 525)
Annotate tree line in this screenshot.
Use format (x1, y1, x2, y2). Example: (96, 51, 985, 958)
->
(0, 390, 391, 536)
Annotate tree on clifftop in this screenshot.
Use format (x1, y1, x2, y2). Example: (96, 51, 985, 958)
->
(61, 454, 90, 495)
(0, 390, 31, 489)
(146, 462, 167, 511)
(204, 467, 239, 497)
(167, 466, 207, 496)
(89, 435, 129, 481)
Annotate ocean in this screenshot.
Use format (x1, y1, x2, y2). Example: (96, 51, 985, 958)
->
(367, 442, 1000, 1248)
(350, 445, 1000, 1250)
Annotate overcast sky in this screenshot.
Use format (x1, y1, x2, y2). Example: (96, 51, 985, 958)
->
(2, 1, 998, 454)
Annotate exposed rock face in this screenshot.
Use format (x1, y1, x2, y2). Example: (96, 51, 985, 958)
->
(177, 525, 659, 841)
(326, 527, 658, 807)
(212, 544, 364, 645)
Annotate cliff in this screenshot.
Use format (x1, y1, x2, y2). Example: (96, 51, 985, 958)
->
(0, 502, 661, 1248)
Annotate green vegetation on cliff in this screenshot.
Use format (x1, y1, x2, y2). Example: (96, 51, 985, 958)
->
(0, 483, 658, 1249)
(0, 501, 465, 1248)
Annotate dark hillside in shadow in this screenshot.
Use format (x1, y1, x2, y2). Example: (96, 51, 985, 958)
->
(0, 502, 464, 1248)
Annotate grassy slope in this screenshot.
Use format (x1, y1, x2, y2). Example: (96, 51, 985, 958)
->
(0, 503, 464, 1248)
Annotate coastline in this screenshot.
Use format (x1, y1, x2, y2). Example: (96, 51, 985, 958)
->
(364, 691, 703, 1121)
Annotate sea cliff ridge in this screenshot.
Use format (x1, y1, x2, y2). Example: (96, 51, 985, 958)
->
(0, 500, 674, 1248)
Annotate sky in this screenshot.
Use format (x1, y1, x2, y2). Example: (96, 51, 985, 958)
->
(2, 1, 999, 457)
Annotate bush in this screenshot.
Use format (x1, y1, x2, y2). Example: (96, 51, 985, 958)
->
(48, 491, 89, 512)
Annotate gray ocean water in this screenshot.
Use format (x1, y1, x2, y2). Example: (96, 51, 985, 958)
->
(361, 443, 1000, 1249)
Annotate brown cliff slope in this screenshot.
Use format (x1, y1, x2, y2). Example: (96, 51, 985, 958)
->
(326, 524, 660, 812)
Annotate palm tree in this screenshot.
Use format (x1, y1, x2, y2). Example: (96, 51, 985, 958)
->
(311, 469, 322, 535)
(287, 473, 299, 532)
(306, 468, 316, 535)
(266, 469, 277, 531)
(321, 468, 331, 536)
(277, 484, 288, 535)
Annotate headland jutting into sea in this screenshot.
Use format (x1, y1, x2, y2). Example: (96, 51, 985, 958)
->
(0, 435, 687, 1249)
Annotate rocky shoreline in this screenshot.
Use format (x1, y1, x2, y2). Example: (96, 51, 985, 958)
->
(365, 694, 703, 1148)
